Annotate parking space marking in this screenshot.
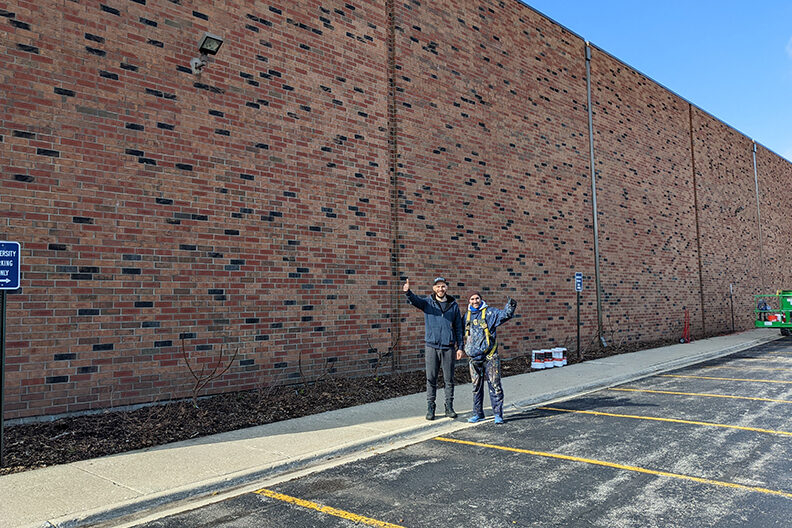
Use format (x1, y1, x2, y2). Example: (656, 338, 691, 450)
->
(538, 407, 792, 437)
(661, 374, 792, 384)
(701, 365, 792, 372)
(732, 356, 792, 361)
(254, 488, 405, 528)
(609, 387, 792, 404)
(434, 437, 792, 500)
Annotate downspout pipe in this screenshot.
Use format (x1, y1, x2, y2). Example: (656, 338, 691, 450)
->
(752, 142, 765, 293)
(585, 42, 605, 346)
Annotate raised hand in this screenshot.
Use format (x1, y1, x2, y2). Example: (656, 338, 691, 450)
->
(402, 278, 410, 292)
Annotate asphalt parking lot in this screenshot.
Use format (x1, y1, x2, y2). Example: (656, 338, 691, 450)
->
(139, 338, 792, 527)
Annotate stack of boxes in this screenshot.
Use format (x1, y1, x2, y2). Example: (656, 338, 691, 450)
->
(531, 347, 568, 369)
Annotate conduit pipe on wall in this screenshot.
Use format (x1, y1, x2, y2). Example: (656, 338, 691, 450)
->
(689, 104, 707, 335)
(386, 0, 401, 371)
(585, 42, 605, 346)
(752, 142, 765, 293)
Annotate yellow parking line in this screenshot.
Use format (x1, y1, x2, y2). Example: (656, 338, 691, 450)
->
(733, 356, 792, 361)
(538, 407, 792, 437)
(661, 374, 792, 384)
(701, 365, 792, 372)
(609, 387, 792, 404)
(699, 364, 792, 372)
(254, 488, 405, 528)
(433, 437, 792, 499)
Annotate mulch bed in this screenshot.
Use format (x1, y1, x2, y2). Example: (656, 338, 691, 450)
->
(0, 337, 683, 476)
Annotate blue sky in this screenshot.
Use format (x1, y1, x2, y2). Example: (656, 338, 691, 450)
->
(522, 1, 792, 162)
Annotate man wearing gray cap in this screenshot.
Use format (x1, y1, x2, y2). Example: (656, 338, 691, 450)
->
(403, 277, 465, 420)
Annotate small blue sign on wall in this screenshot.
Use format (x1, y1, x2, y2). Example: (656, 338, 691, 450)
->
(574, 272, 583, 292)
(0, 241, 21, 290)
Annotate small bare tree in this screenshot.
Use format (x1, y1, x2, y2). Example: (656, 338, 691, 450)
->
(366, 336, 399, 380)
(296, 351, 335, 394)
(181, 337, 239, 408)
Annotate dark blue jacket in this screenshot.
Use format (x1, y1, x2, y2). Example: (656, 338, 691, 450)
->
(405, 290, 464, 350)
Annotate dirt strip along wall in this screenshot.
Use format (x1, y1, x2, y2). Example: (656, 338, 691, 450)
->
(1, 0, 790, 420)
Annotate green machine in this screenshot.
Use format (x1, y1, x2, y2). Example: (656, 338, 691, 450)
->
(755, 290, 792, 336)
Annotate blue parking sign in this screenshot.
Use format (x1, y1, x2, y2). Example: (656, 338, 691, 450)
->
(574, 272, 583, 292)
(0, 241, 20, 290)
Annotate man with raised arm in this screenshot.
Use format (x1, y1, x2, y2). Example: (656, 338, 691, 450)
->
(403, 277, 465, 420)
(464, 292, 517, 424)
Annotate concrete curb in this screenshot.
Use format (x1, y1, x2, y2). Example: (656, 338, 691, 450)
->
(509, 335, 778, 411)
(30, 333, 782, 528)
(43, 416, 465, 528)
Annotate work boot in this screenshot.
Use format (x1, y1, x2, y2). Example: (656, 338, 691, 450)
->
(426, 401, 436, 421)
(444, 401, 457, 419)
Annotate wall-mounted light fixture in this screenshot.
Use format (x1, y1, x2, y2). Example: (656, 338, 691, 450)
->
(190, 32, 224, 75)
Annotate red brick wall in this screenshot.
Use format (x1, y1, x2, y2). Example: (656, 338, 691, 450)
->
(1, 0, 393, 419)
(393, 0, 596, 362)
(1, 0, 790, 420)
(755, 145, 792, 293)
(691, 108, 763, 334)
(589, 47, 701, 344)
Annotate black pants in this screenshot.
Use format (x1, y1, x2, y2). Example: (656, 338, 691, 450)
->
(425, 345, 455, 403)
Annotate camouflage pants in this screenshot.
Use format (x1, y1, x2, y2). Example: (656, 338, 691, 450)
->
(469, 353, 503, 418)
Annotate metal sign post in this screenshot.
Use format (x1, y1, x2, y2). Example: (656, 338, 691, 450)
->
(1, 288, 6, 467)
(575, 272, 583, 359)
(0, 241, 21, 467)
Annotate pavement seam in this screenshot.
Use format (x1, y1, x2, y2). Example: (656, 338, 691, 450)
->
(71, 465, 146, 495)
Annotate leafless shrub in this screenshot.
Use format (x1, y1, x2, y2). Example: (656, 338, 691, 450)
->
(295, 351, 335, 394)
(181, 337, 239, 408)
(366, 336, 398, 380)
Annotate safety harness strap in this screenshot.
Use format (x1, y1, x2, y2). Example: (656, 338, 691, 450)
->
(466, 307, 494, 354)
